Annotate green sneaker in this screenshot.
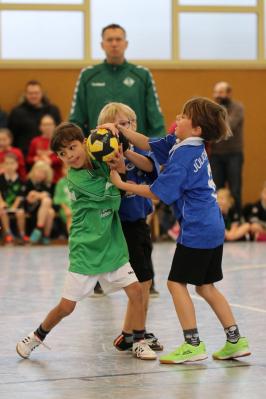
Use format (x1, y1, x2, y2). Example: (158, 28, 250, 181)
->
(212, 337, 251, 360)
(160, 342, 207, 364)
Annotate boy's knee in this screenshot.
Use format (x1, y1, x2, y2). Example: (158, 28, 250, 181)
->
(195, 284, 214, 298)
(42, 197, 52, 207)
(127, 282, 143, 303)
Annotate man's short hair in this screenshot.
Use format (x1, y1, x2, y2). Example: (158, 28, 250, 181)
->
(51, 122, 84, 153)
(25, 80, 42, 88)
(101, 24, 126, 38)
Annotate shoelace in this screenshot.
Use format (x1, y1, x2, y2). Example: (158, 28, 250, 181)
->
(134, 341, 151, 356)
(23, 335, 51, 351)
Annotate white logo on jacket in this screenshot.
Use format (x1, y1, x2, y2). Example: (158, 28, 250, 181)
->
(123, 77, 135, 87)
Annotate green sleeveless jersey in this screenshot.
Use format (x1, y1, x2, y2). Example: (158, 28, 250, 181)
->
(66, 163, 128, 275)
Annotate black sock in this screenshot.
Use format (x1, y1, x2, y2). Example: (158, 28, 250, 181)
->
(225, 325, 240, 343)
(122, 331, 133, 344)
(183, 328, 200, 346)
(34, 324, 50, 341)
(133, 329, 145, 343)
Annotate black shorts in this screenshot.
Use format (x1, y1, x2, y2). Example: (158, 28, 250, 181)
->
(168, 243, 223, 286)
(121, 219, 154, 283)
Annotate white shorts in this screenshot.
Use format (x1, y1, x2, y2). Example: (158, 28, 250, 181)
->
(62, 262, 138, 302)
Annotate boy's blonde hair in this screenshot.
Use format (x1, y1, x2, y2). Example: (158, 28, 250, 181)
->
(182, 97, 232, 142)
(28, 161, 53, 185)
(97, 102, 137, 125)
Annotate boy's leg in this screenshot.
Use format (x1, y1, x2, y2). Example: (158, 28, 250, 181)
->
(0, 211, 14, 243)
(159, 280, 207, 364)
(16, 298, 76, 359)
(123, 282, 156, 360)
(196, 284, 251, 360)
(43, 208, 55, 240)
(15, 209, 27, 240)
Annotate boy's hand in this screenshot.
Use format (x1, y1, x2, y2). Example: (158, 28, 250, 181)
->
(107, 147, 126, 174)
(96, 123, 119, 138)
(110, 170, 124, 189)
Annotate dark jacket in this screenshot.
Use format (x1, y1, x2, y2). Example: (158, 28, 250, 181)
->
(8, 99, 61, 155)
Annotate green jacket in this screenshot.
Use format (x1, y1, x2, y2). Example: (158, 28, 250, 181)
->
(69, 60, 165, 137)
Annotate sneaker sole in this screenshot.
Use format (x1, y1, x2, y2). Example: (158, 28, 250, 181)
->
(16, 344, 29, 359)
(212, 350, 251, 360)
(160, 354, 208, 364)
(133, 353, 157, 360)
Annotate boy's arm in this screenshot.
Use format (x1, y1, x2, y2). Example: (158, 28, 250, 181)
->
(97, 123, 151, 151)
(124, 149, 153, 173)
(110, 170, 158, 200)
(10, 197, 22, 210)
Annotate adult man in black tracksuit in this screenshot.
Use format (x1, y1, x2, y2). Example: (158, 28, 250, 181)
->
(8, 80, 61, 156)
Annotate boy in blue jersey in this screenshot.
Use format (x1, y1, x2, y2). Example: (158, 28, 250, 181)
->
(97, 102, 163, 352)
(104, 97, 251, 364)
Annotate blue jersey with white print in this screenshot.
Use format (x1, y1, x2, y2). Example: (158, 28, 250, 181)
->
(149, 136, 225, 249)
(119, 147, 159, 222)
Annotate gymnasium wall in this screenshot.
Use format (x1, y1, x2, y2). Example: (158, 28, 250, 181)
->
(0, 68, 265, 204)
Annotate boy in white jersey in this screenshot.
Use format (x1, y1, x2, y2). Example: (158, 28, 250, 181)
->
(103, 97, 251, 364)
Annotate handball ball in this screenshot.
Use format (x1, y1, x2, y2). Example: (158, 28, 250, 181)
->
(87, 128, 119, 162)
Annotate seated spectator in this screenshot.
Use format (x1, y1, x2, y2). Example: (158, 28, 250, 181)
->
(24, 161, 55, 245)
(0, 128, 26, 181)
(243, 181, 266, 241)
(53, 165, 72, 234)
(8, 80, 61, 155)
(0, 153, 28, 245)
(217, 188, 250, 241)
(0, 107, 8, 128)
(27, 114, 62, 183)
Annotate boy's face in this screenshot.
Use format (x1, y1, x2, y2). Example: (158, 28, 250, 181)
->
(114, 112, 136, 131)
(57, 140, 88, 169)
(175, 114, 200, 141)
(0, 133, 11, 150)
(4, 157, 18, 174)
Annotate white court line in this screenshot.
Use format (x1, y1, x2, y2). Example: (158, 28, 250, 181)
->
(225, 264, 266, 272)
(191, 295, 266, 313)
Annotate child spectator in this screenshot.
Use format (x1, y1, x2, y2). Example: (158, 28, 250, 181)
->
(0, 128, 26, 181)
(243, 181, 266, 241)
(27, 114, 62, 183)
(25, 160, 55, 245)
(0, 153, 28, 244)
(217, 188, 250, 242)
(53, 164, 72, 234)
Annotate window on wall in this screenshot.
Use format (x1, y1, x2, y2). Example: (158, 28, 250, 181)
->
(0, 0, 264, 66)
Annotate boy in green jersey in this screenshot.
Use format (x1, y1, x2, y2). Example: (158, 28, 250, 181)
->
(16, 122, 156, 361)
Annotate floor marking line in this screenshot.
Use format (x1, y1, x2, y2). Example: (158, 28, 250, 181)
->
(0, 363, 252, 386)
(191, 295, 266, 313)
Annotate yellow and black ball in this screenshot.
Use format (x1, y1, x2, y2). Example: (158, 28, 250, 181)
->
(87, 128, 119, 162)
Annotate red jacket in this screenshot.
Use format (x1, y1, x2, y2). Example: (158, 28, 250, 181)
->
(0, 146, 26, 181)
(27, 136, 62, 183)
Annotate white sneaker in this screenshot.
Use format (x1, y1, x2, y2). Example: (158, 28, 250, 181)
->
(16, 332, 50, 359)
(132, 340, 157, 360)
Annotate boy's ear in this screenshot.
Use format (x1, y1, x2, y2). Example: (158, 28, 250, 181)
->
(193, 126, 202, 136)
(83, 138, 87, 144)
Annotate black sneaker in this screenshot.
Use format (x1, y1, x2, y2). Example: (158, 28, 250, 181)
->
(144, 332, 164, 351)
(113, 334, 133, 351)
(149, 286, 160, 297)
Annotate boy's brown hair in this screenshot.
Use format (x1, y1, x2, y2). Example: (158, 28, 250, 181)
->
(51, 122, 84, 153)
(182, 97, 232, 142)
